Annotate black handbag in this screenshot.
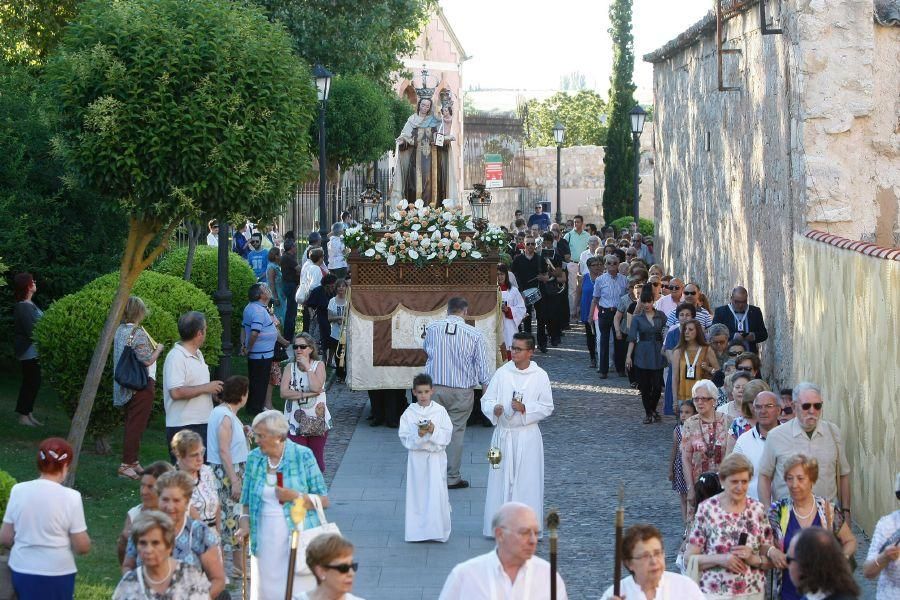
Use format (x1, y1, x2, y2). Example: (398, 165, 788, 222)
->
(114, 327, 149, 391)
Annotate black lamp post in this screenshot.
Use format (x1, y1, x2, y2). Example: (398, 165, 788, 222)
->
(552, 121, 565, 224)
(629, 105, 647, 225)
(313, 64, 333, 237)
(214, 221, 232, 380)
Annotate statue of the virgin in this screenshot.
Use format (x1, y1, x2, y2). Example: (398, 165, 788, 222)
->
(393, 97, 440, 202)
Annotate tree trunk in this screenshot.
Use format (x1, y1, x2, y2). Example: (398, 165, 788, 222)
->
(64, 216, 178, 487)
(183, 220, 202, 281)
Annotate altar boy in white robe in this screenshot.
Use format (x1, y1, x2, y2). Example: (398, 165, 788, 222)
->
(480, 332, 554, 538)
(399, 373, 453, 542)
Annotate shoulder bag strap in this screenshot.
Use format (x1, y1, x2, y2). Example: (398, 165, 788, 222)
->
(309, 493, 328, 524)
(827, 422, 842, 508)
(128, 326, 140, 347)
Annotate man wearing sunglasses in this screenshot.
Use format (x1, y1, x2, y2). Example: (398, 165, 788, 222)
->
(664, 282, 712, 329)
(712, 286, 768, 354)
(732, 391, 783, 500)
(654, 276, 684, 316)
(511, 237, 542, 335)
(757, 382, 852, 515)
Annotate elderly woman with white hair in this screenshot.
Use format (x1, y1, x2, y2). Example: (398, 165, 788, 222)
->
(235, 410, 329, 598)
(682, 379, 733, 515)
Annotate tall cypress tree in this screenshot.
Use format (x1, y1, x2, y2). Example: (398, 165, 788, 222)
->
(602, 0, 637, 225)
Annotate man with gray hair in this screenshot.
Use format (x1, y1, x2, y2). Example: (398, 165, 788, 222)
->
(632, 232, 655, 265)
(757, 382, 852, 512)
(424, 297, 492, 489)
(162, 311, 223, 460)
(439, 502, 568, 599)
(731, 390, 782, 500)
(578, 235, 601, 276)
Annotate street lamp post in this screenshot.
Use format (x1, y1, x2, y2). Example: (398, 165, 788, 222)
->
(214, 220, 232, 380)
(313, 64, 333, 237)
(552, 121, 565, 224)
(629, 105, 647, 226)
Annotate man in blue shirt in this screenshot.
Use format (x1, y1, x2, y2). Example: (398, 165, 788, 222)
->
(246, 233, 269, 280)
(589, 255, 628, 379)
(526, 203, 551, 232)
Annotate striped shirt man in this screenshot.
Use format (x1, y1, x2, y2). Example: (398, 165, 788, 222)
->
(666, 305, 713, 329)
(423, 315, 491, 389)
(592, 272, 628, 308)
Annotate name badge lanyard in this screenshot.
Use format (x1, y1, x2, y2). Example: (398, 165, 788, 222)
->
(685, 347, 702, 380)
(729, 305, 748, 333)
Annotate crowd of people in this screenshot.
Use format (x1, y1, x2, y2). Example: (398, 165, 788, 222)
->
(4, 208, 898, 600)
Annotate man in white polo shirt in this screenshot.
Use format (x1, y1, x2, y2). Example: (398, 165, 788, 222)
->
(731, 390, 782, 500)
(162, 311, 223, 461)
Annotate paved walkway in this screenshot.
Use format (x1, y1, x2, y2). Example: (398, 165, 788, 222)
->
(323, 327, 876, 598)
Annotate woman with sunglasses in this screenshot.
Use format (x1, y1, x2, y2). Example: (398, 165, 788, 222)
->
(298, 534, 363, 600)
(281, 332, 332, 472)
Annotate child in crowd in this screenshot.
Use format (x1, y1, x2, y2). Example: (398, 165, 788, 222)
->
(670, 400, 697, 523)
(398, 373, 452, 542)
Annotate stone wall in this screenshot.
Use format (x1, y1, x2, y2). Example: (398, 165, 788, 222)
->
(646, 0, 899, 387)
(521, 126, 655, 224)
(647, 5, 796, 384)
(793, 232, 899, 534)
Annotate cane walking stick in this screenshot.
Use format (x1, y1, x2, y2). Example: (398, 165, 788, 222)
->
(284, 497, 307, 600)
(613, 484, 625, 598)
(547, 509, 560, 600)
(241, 537, 248, 600)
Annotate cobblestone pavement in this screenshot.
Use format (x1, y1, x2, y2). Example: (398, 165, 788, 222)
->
(322, 327, 876, 597)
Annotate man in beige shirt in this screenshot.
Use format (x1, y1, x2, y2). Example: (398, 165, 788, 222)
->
(757, 382, 852, 516)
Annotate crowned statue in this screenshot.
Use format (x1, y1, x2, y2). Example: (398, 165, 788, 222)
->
(393, 71, 458, 203)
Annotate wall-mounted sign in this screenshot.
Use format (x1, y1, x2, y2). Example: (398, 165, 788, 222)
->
(484, 153, 503, 188)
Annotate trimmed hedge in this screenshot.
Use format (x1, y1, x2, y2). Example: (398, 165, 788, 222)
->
(154, 246, 257, 343)
(0, 469, 15, 520)
(34, 271, 221, 438)
(608, 216, 654, 238)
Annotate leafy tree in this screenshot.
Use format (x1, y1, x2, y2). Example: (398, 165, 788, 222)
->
(389, 95, 415, 138)
(320, 75, 395, 172)
(249, 0, 434, 86)
(43, 0, 317, 482)
(602, 0, 637, 224)
(523, 91, 608, 148)
(0, 63, 126, 365)
(0, 0, 80, 65)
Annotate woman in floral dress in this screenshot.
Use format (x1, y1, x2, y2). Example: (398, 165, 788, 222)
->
(682, 379, 733, 518)
(685, 453, 774, 599)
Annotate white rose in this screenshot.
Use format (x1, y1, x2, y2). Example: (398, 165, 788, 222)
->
(386, 254, 396, 266)
(392, 211, 401, 220)
(448, 250, 458, 260)
(427, 252, 437, 260)
(414, 199, 424, 209)
(411, 223, 421, 231)
(408, 248, 419, 259)
(364, 248, 376, 257)
(470, 250, 482, 259)
(442, 211, 453, 221)
(449, 229, 460, 240)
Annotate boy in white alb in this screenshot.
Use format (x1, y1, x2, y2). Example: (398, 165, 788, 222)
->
(399, 373, 453, 542)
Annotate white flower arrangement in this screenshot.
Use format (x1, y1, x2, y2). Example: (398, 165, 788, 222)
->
(343, 198, 509, 266)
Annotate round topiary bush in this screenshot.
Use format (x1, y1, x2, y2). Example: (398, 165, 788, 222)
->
(154, 246, 257, 343)
(608, 216, 654, 238)
(34, 271, 221, 440)
(0, 469, 16, 520)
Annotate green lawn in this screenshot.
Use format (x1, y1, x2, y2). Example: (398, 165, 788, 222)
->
(0, 357, 278, 599)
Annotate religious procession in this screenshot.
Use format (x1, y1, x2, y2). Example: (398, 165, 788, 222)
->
(1, 0, 898, 599)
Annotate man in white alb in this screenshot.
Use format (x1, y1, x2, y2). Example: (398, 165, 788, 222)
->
(439, 502, 568, 600)
(480, 332, 554, 538)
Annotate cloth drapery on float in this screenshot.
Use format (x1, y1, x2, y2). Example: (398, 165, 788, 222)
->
(346, 258, 502, 390)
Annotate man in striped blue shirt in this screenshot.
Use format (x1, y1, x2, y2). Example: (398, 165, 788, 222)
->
(424, 297, 492, 489)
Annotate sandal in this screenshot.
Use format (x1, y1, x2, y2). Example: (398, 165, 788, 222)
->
(117, 463, 141, 480)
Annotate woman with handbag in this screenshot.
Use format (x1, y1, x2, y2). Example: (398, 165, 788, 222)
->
(236, 410, 330, 599)
(764, 454, 857, 600)
(113, 296, 164, 480)
(281, 332, 331, 473)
